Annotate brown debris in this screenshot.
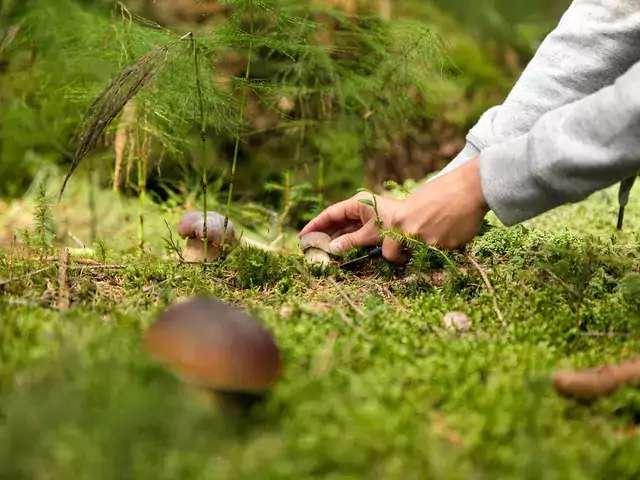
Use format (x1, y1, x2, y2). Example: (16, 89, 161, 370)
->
(56, 248, 70, 310)
(113, 100, 137, 193)
(443, 311, 471, 333)
(553, 358, 640, 400)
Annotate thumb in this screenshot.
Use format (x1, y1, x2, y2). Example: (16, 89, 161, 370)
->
(329, 224, 378, 254)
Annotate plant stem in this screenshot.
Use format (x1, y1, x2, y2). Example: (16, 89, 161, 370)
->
(278, 171, 291, 238)
(317, 154, 324, 210)
(88, 159, 97, 242)
(191, 33, 208, 263)
(137, 113, 149, 252)
(223, 9, 254, 246)
(137, 149, 144, 252)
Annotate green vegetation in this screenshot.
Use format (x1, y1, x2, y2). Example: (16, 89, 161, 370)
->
(3, 0, 640, 478)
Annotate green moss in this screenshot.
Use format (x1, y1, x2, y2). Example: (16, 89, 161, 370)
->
(2, 179, 640, 478)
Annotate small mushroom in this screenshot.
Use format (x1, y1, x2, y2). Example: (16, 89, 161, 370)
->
(443, 311, 472, 333)
(177, 211, 236, 262)
(144, 296, 282, 413)
(553, 358, 640, 400)
(299, 232, 332, 266)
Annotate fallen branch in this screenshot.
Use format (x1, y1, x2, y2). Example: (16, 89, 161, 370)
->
(0, 266, 55, 287)
(69, 264, 130, 270)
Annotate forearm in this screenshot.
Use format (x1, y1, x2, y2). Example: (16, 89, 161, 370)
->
(479, 60, 640, 226)
(436, 0, 640, 177)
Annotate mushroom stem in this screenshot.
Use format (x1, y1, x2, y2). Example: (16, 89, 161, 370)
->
(208, 389, 266, 413)
(183, 237, 220, 262)
(180, 386, 264, 420)
(304, 247, 331, 266)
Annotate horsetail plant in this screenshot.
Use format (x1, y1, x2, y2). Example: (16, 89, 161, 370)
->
(190, 32, 210, 263)
(222, 5, 255, 251)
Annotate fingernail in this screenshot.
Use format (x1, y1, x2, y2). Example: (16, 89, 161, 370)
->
(329, 240, 343, 253)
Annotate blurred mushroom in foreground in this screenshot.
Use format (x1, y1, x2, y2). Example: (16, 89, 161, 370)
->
(553, 357, 640, 400)
(177, 211, 236, 262)
(299, 232, 332, 266)
(144, 296, 282, 414)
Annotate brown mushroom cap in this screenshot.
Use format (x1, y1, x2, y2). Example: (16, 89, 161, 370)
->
(144, 297, 281, 392)
(552, 358, 640, 400)
(299, 232, 331, 253)
(177, 211, 236, 246)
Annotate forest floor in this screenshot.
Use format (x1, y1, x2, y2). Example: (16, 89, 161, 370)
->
(2, 177, 640, 479)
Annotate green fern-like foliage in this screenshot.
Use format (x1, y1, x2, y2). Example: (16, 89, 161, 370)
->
(32, 183, 56, 258)
(1, 0, 451, 215)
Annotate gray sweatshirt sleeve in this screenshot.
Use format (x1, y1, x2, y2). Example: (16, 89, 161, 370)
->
(435, 0, 640, 178)
(479, 59, 640, 226)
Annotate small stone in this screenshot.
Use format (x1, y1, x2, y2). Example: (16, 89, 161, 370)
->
(279, 305, 294, 319)
(443, 311, 472, 333)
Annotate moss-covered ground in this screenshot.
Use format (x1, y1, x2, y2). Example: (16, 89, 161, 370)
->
(2, 178, 640, 479)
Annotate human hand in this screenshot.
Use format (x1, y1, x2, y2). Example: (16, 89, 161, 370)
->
(381, 156, 490, 261)
(298, 191, 402, 254)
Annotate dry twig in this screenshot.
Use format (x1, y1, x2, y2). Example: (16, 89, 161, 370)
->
(67, 231, 87, 249)
(335, 308, 369, 340)
(143, 275, 184, 293)
(377, 284, 406, 311)
(0, 20, 23, 56)
(56, 248, 70, 309)
(0, 266, 55, 287)
(464, 251, 505, 328)
(315, 330, 339, 376)
(329, 277, 366, 317)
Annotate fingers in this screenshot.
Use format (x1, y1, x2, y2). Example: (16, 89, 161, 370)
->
(298, 197, 362, 238)
(330, 224, 361, 240)
(329, 223, 380, 253)
(382, 235, 404, 262)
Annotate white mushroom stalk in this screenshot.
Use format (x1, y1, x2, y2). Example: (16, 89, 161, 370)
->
(177, 211, 236, 262)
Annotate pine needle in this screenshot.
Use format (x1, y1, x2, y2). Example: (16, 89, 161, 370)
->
(58, 32, 192, 202)
(0, 20, 24, 57)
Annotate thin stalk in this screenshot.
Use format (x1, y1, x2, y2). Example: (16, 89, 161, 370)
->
(223, 10, 254, 246)
(191, 33, 208, 263)
(277, 171, 291, 238)
(137, 114, 149, 252)
(137, 155, 144, 251)
(317, 155, 324, 211)
(88, 159, 97, 241)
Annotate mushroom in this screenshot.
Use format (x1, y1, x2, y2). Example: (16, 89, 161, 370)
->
(177, 211, 236, 262)
(144, 296, 282, 413)
(553, 357, 640, 400)
(299, 232, 332, 266)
